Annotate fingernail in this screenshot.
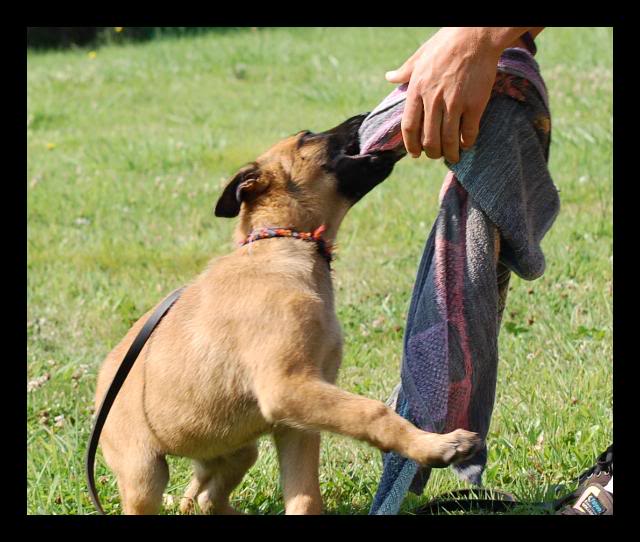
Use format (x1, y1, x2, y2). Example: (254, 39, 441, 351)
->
(385, 70, 397, 80)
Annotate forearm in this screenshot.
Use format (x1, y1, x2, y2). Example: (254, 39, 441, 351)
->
(480, 27, 541, 51)
(453, 27, 544, 57)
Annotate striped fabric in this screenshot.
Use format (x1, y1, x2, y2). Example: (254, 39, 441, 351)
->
(358, 47, 560, 515)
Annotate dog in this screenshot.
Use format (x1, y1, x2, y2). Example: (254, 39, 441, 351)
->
(94, 114, 481, 515)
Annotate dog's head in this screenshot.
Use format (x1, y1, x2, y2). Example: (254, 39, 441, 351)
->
(214, 114, 403, 241)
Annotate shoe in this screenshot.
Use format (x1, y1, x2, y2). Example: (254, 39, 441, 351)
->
(558, 482, 613, 515)
(577, 444, 613, 487)
(555, 444, 613, 514)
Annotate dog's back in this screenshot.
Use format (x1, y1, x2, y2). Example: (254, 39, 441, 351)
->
(96, 236, 341, 461)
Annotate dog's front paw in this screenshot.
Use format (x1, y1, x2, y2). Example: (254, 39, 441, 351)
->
(412, 429, 483, 467)
(436, 429, 483, 465)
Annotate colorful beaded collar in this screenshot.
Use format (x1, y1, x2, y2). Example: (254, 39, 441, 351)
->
(240, 225, 333, 267)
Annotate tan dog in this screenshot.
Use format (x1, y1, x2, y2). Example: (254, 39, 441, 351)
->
(94, 115, 481, 515)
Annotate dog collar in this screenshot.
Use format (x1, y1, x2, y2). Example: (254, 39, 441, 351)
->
(240, 225, 333, 267)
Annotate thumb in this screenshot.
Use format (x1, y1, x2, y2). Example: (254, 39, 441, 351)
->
(386, 41, 428, 84)
(385, 60, 414, 84)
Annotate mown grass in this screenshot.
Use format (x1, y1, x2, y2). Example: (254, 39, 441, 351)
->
(27, 27, 612, 515)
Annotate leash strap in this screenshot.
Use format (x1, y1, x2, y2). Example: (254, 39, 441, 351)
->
(85, 287, 184, 514)
(414, 488, 552, 514)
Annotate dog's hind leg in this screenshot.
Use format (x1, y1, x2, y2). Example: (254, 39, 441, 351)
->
(273, 427, 322, 514)
(179, 443, 258, 515)
(113, 452, 169, 515)
(180, 473, 205, 514)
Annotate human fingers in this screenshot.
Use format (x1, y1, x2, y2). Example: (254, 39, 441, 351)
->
(459, 107, 483, 150)
(441, 105, 462, 163)
(422, 96, 443, 160)
(401, 83, 425, 158)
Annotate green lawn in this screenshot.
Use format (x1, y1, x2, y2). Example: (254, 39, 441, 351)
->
(27, 27, 613, 515)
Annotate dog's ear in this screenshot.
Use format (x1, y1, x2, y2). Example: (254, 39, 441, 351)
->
(214, 163, 269, 218)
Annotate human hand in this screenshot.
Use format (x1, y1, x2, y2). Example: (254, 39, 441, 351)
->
(386, 27, 531, 163)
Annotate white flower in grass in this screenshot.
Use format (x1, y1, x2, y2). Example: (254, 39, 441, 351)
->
(372, 316, 385, 329)
(27, 373, 50, 392)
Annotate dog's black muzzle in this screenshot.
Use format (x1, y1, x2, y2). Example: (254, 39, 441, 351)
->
(322, 114, 404, 202)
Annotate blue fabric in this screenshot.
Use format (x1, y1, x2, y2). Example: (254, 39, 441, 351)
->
(365, 48, 559, 515)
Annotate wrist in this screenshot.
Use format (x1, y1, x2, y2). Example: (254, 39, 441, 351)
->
(470, 27, 533, 56)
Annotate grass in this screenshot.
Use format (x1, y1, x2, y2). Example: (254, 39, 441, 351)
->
(27, 27, 613, 515)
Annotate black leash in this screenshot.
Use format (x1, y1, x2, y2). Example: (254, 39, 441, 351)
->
(414, 445, 613, 514)
(86, 287, 184, 515)
(414, 488, 553, 515)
